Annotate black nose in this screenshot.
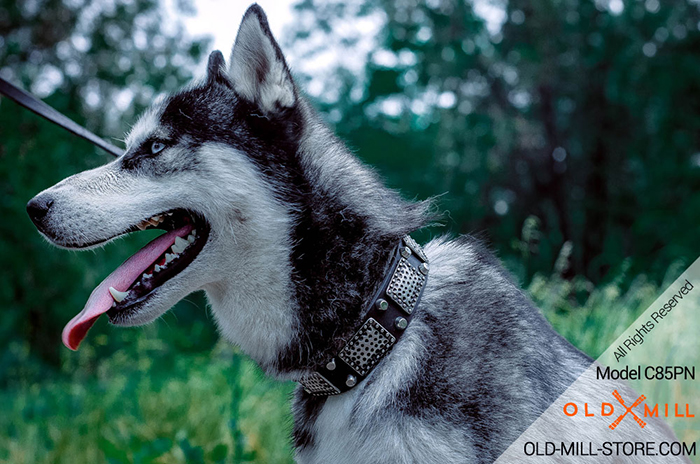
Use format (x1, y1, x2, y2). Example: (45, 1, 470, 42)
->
(26, 196, 54, 227)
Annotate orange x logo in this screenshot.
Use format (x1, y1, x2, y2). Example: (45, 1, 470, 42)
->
(609, 390, 646, 430)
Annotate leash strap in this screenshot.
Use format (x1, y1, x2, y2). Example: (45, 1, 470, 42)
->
(299, 235, 429, 396)
(0, 76, 122, 157)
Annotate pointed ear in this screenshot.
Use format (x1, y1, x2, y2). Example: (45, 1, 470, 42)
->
(206, 50, 231, 87)
(228, 4, 296, 114)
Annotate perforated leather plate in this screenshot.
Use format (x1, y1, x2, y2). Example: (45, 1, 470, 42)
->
(339, 318, 396, 376)
(299, 372, 341, 396)
(386, 258, 426, 314)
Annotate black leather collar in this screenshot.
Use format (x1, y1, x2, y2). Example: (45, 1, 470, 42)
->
(299, 235, 429, 396)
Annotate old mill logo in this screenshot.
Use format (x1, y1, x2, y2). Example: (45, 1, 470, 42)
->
(563, 390, 694, 430)
(609, 391, 646, 430)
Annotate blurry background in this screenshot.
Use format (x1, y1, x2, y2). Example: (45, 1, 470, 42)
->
(1, 0, 699, 462)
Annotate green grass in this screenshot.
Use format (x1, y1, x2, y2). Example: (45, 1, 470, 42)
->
(532, 260, 700, 456)
(0, 340, 295, 464)
(2, 261, 697, 463)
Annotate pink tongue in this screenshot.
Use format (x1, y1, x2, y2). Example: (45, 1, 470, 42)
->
(62, 224, 193, 350)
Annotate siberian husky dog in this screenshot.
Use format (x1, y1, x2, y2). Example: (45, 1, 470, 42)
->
(27, 4, 685, 463)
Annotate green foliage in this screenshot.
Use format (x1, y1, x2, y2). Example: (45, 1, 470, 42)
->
(0, 0, 211, 375)
(2, 0, 700, 462)
(288, 0, 700, 282)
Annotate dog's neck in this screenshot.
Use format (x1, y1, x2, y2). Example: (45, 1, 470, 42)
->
(278, 220, 399, 374)
(274, 102, 429, 376)
(204, 101, 429, 378)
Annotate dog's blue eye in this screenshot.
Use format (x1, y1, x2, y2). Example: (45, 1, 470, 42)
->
(151, 141, 165, 154)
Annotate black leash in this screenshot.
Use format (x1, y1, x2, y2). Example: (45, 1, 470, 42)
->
(0, 76, 122, 157)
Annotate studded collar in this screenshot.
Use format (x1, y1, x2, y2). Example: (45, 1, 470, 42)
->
(298, 236, 429, 396)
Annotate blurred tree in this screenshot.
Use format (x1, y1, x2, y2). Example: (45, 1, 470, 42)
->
(499, 0, 700, 281)
(0, 0, 210, 381)
(3, 0, 700, 384)
(286, 0, 700, 283)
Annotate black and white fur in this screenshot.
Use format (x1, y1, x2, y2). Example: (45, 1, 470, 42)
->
(28, 5, 685, 463)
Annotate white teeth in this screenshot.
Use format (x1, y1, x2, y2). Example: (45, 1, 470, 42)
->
(152, 214, 162, 222)
(143, 272, 152, 280)
(109, 287, 130, 302)
(187, 234, 195, 244)
(154, 264, 162, 272)
(137, 222, 148, 231)
(165, 253, 176, 263)
(172, 236, 189, 254)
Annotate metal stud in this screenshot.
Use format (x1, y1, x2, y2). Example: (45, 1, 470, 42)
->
(400, 246, 412, 258)
(419, 262, 429, 275)
(346, 375, 357, 387)
(326, 359, 336, 371)
(376, 299, 388, 311)
(395, 317, 408, 330)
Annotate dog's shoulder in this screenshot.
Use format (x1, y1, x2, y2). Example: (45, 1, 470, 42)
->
(293, 235, 595, 463)
(346, 234, 591, 460)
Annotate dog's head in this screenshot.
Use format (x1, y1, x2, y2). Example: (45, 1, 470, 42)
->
(26, 5, 304, 355)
